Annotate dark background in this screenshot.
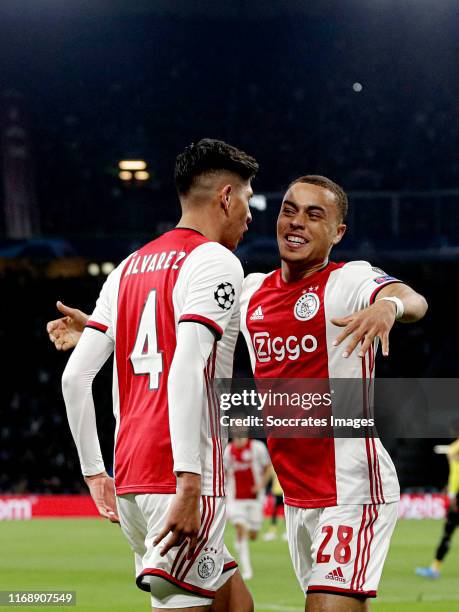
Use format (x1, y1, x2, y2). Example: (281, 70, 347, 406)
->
(1, 0, 458, 494)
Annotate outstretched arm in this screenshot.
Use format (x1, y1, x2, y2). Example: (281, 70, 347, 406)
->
(374, 282, 428, 323)
(332, 283, 428, 358)
(62, 327, 118, 521)
(47, 301, 89, 351)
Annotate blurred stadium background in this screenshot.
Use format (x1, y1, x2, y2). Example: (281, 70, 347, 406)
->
(1, 1, 458, 609)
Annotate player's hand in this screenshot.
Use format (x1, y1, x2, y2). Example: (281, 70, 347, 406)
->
(331, 300, 397, 358)
(153, 473, 201, 560)
(84, 472, 120, 523)
(47, 301, 89, 351)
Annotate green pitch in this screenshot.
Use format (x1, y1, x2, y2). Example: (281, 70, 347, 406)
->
(0, 519, 458, 611)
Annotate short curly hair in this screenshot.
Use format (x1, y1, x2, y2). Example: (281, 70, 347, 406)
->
(174, 138, 259, 195)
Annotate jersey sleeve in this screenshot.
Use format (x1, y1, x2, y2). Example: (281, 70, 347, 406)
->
(254, 440, 271, 468)
(62, 327, 114, 476)
(86, 257, 128, 339)
(223, 444, 232, 470)
(178, 242, 244, 340)
(340, 261, 403, 310)
(168, 321, 215, 475)
(86, 271, 116, 339)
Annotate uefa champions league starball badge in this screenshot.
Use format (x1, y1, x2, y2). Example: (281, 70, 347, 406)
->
(214, 282, 235, 310)
(294, 292, 320, 321)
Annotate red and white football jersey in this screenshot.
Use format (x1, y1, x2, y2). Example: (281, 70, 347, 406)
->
(224, 439, 270, 500)
(240, 261, 401, 509)
(87, 228, 243, 497)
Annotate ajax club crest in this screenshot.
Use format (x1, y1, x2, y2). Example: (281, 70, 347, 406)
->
(294, 292, 320, 321)
(197, 552, 216, 580)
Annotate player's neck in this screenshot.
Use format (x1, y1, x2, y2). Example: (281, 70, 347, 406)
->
(281, 258, 329, 283)
(176, 213, 221, 243)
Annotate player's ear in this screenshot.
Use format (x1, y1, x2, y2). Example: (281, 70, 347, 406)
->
(220, 184, 232, 215)
(332, 224, 347, 245)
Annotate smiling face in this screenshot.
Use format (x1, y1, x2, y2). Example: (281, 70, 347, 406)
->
(277, 181, 346, 270)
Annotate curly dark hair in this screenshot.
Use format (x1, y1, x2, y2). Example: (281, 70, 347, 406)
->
(174, 138, 259, 195)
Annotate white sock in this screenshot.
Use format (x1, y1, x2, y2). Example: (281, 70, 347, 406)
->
(237, 536, 252, 576)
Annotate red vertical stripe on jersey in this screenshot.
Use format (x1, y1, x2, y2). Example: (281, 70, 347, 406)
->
(171, 496, 208, 578)
(362, 356, 376, 505)
(179, 496, 216, 582)
(205, 343, 224, 497)
(171, 540, 189, 578)
(360, 505, 378, 590)
(355, 504, 372, 592)
(209, 343, 221, 496)
(369, 346, 385, 504)
(173, 496, 209, 579)
(351, 504, 367, 591)
(366, 347, 380, 504)
(205, 359, 218, 497)
(210, 345, 225, 497)
(355, 505, 372, 591)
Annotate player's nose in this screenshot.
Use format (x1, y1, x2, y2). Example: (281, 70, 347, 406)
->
(289, 217, 304, 230)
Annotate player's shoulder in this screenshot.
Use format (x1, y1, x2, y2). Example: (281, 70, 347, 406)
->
(243, 271, 268, 288)
(251, 439, 268, 452)
(242, 270, 275, 296)
(103, 253, 135, 290)
(188, 241, 244, 274)
(333, 260, 390, 283)
(339, 260, 375, 274)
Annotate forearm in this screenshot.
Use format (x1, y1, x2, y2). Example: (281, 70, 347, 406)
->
(62, 328, 113, 476)
(376, 283, 428, 323)
(168, 322, 215, 479)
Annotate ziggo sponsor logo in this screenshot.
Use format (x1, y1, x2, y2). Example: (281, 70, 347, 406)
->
(253, 331, 318, 362)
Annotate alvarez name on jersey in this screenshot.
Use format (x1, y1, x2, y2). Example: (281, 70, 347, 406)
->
(240, 261, 401, 509)
(86, 228, 243, 498)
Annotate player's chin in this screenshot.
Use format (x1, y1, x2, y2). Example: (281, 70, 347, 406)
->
(278, 244, 307, 262)
(231, 233, 245, 251)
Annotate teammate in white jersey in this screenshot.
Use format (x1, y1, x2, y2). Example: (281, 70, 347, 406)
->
(224, 435, 271, 579)
(59, 139, 258, 612)
(240, 175, 428, 612)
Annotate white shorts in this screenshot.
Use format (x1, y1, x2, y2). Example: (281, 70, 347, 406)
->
(285, 502, 398, 599)
(117, 494, 237, 609)
(227, 499, 264, 532)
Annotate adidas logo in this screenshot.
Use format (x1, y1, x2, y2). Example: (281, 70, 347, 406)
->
(250, 306, 264, 320)
(325, 567, 346, 583)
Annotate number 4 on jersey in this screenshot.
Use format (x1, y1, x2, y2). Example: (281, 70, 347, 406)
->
(130, 290, 163, 390)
